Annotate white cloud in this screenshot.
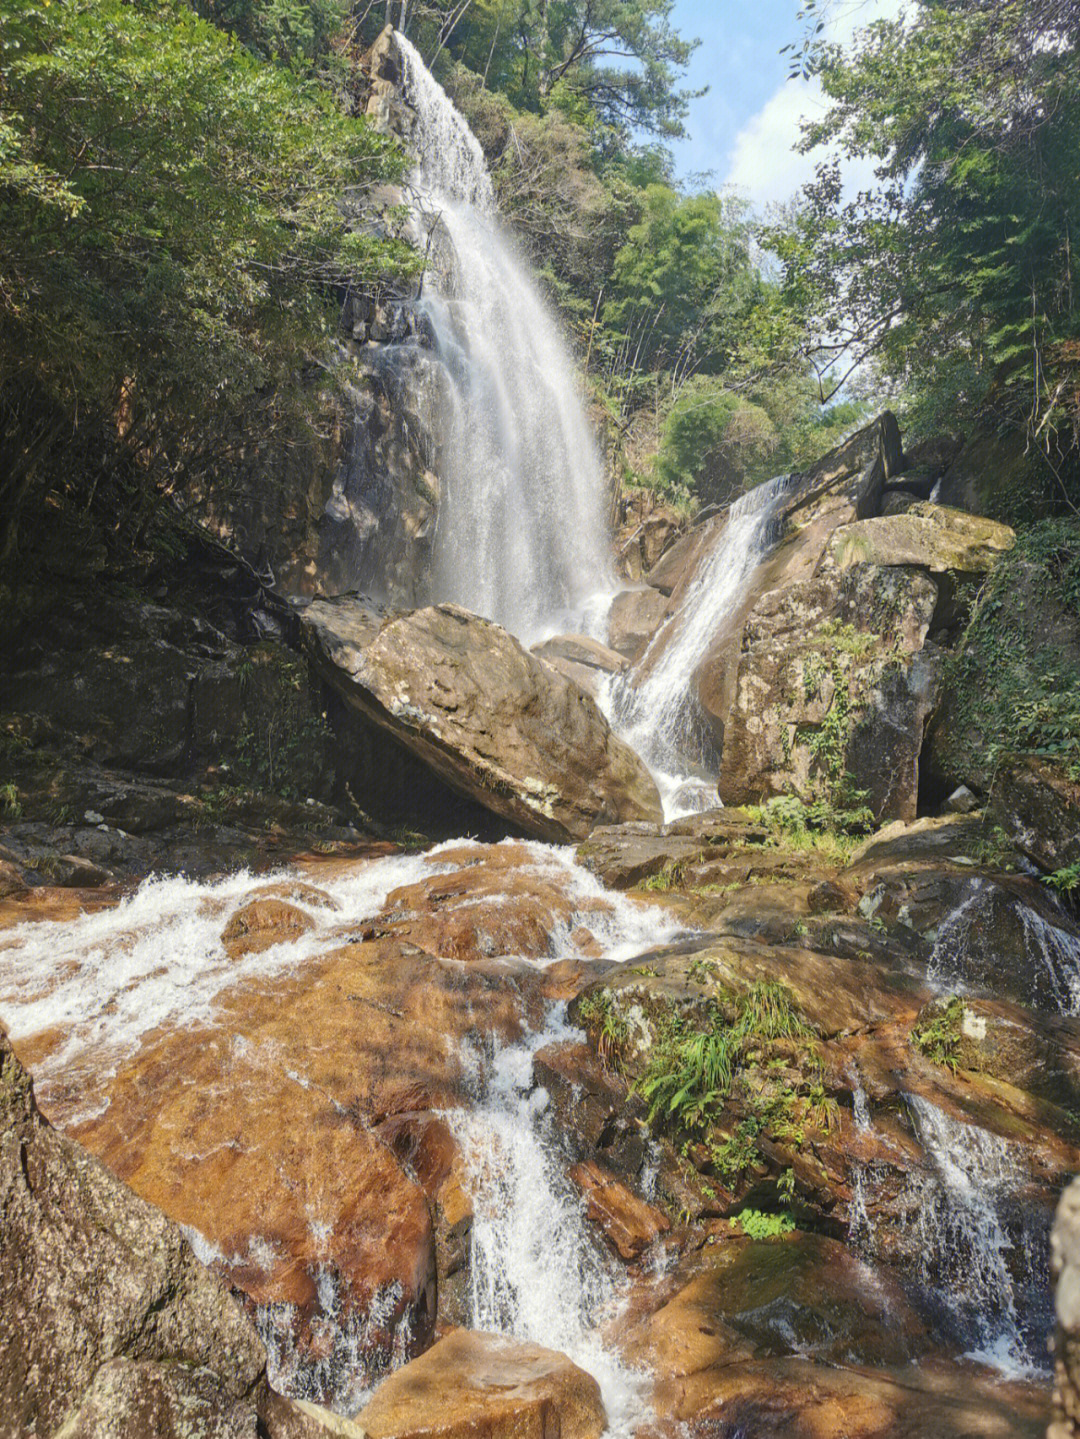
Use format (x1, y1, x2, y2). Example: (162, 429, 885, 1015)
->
(722, 0, 907, 211)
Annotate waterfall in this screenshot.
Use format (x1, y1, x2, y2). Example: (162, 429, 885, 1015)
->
(904, 1094, 1050, 1375)
(602, 473, 797, 817)
(450, 1012, 650, 1439)
(928, 878, 1080, 1016)
(1018, 904, 1080, 1015)
(393, 35, 614, 642)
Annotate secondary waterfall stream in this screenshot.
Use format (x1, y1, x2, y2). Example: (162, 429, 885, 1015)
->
(394, 35, 614, 642)
(603, 473, 797, 815)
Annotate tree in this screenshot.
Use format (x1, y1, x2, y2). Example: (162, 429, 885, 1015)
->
(604, 185, 761, 388)
(772, 0, 1080, 476)
(378, 0, 698, 140)
(0, 0, 414, 565)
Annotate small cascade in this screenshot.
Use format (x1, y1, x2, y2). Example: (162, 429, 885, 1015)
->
(904, 1094, 1050, 1374)
(928, 878, 1080, 1015)
(602, 473, 799, 817)
(388, 35, 614, 643)
(926, 879, 988, 991)
(450, 1012, 650, 1438)
(1018, 903, 1080, 1015)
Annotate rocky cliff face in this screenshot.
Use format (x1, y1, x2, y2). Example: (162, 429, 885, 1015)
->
(620, 414, 1019, 823)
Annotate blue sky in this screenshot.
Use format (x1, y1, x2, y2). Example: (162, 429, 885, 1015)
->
(667, 0, 906, 206)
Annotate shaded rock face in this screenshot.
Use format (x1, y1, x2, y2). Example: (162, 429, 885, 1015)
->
(607, 588, 670, 662)
(317, 351, 444, 610)
(0, 1028, 362, 1439)
(299, 597, 662, 842)
(990, 755, 1080, 876)
(716, 551, 941, 822)
(357, 1331, 606, 1439)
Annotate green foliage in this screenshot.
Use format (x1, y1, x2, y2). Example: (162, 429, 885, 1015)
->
(771, 0, 1080, 484)
(911, 997, 964, 1072)
(940, 519, 1080, 783)
(1045, 863, 1080, 897)
(730, 1206, 796, 1239)
(0, 781, 22, 819)
(191, 0, 347, 70)
(638, 982, 814, 1137)
(0, 0, 413, 565)
(379, 0, 699, 142)
(746, 789, 875, 853)
(578, 990, 630, 1071)
(654, 380, 779, 508)
(641, 859, 687, 892)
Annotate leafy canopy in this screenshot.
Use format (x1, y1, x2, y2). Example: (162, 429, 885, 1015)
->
(0, 0, 413, 559)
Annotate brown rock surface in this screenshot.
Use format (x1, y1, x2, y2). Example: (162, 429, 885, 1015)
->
(222, 898, 316, 956)
(0, 1026, 364, 1439)
(299, 599, 662, 842)
(357, 1331, 607, 1439)
(568, 1159, 670, 1260)
(607, 588, 670, 661)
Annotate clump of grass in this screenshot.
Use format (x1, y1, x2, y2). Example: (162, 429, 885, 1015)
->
(911, 996, 964, 1071)
(578, 990, 630, 1072)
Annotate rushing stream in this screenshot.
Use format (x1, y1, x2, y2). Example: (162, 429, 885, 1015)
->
(452, 1014, 651, 1438)
(0, 31, 1065, 1436)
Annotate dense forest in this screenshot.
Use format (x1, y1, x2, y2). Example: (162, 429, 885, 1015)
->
(3, 0, 1080, 568)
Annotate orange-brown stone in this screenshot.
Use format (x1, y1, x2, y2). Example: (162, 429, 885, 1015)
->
(568, 1159, 669, 1261)
(222, 898, 315, 956)
(358, 1331, 607, 1439)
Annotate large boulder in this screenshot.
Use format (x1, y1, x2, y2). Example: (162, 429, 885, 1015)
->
(357, 1331, 607, 1439)
(0, 1027, 362, 1439)
(298, 598, 662, 842)
(606, 588, 670, 661)
(716, 551, 941, 822)
(830, 504, 1015, 575)
(706, 501, 1017, 822)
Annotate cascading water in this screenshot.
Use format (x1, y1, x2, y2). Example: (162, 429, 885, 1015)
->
(928, 877, 1080, 1016)
(393, 35, 614, 642)
(602, 473, 797, 817)
(451, 1013, 651, 1438)
(904, 1094, 1051, 1375)
(1018, 904, 1080, 1015)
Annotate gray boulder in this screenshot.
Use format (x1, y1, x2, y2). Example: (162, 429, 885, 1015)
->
(299, 598, 662, 842)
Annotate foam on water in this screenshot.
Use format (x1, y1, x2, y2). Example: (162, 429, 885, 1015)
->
(0, 839, 684, 1112)
(450, 1008, 653, 1438)
(904, 1094, 1050, 1376)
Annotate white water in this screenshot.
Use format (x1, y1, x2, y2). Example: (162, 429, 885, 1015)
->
(1018, 904, 1080, 1014)
(905, 1094, 1048, 1375)
(928, 877, 1080, 1015)
(601, 473, 797, 817)
(451, 1012, 651, 1438)
(0, 839, 683, 1423)
(394, 35, 613, 643)
(0, 839, 680, 1118)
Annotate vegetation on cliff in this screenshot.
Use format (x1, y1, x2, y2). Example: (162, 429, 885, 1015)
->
(0, 0, 413, 579)
(776, 0, 1080, 507)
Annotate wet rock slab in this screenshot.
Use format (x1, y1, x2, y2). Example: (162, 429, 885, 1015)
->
(0, 1028, 362, 1439)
